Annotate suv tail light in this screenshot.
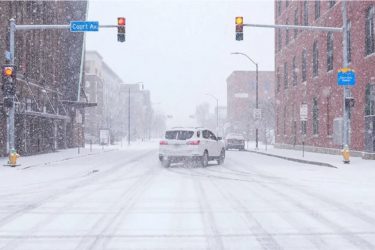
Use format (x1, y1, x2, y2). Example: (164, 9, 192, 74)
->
(187, 140, 200, 145)
(159, 140, 168, 145)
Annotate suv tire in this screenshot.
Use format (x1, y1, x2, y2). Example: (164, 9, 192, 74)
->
(217, 149, 225, 165)
(200, 151, 208, 168)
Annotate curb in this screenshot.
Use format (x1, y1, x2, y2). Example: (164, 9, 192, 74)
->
(20, 149, 119, 170)
(246, 150, 338, 168)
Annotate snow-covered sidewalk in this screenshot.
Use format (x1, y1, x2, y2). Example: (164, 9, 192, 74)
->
(245, 141, 374, 169)
(0, 140, 159, 170)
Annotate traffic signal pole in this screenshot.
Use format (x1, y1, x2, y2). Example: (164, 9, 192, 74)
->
(5, 18, 124, 155)
(237, 0, 350, 155)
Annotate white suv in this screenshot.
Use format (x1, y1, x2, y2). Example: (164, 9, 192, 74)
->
(159, 127, 225, 167)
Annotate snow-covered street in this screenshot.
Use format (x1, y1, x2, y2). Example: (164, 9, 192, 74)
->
(0, 144, 375, 250)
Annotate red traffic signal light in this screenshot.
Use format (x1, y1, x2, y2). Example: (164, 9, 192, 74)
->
(118, 17, 126, 26)
(117, 17, 126, 42)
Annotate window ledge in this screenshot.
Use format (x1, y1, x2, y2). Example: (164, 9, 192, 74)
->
(364, 52, 375, 60)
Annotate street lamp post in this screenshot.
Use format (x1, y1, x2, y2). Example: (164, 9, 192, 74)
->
(123, 81, 143, 146)
(205, 93, 219, 136)
(231, 52, 259, 150)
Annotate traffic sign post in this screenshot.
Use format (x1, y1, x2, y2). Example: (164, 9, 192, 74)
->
(70, 21, 99, 32)
(300, 104, 308, 121)
(253, 108, 262, 120)
(338, 68, 356, 86)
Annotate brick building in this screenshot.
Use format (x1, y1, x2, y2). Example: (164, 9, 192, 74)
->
(0, 1, 87, 156)
(227, 70, 275, 140)
(275, 1, 375, 158)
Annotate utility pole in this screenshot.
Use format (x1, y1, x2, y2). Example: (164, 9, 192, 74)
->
(231, 52, 259, 150)
(342, 0, 350, 149)
(6, 18, 16, 154)
(255, 63, 259, 150)
(128, 87, 131, 146)
(205, 93, 219, 136)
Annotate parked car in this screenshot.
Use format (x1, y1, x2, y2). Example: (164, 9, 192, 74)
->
(159, 127, 225, 167)
(225, 133, 245, 150)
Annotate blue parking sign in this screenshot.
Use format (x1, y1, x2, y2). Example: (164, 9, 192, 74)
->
(338, 70, 356, 86)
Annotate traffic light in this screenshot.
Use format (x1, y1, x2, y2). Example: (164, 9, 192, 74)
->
(117, 17, 126, 42)
(1, 65, 16, 108)
(235, 16, 243, 41)
(345, 96, 355, 108)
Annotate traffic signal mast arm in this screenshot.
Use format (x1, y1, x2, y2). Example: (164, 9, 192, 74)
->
(242, 23, 343, 33)
(15, 24, 122, 30)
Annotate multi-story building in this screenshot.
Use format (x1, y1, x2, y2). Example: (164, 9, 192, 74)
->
(84, 51, 153, 143)
(118, 83, 152, 142)
(275, 1, 375, 158)
(0, 1, 88, 156)
(84, 51, 123, 144)
(227, 70, 275, 140)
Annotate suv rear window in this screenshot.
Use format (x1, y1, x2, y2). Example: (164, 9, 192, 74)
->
(165, 130, 194, 140)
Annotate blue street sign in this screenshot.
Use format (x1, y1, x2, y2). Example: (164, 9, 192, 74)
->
(338, 70, 356, 86)
(70, 21, 99, 32)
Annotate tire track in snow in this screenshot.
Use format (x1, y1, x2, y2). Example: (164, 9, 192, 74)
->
(75, 160, 160, 250)
(0, 150, 155, 228)
(227, 157, 375, 250)
(0, 153, 156, 250)
(193, 176, 225, 250)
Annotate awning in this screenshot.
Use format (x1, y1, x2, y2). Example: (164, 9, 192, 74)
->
(61, 100, 97, 108)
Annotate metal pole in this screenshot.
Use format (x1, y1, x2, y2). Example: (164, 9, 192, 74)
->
(243, 23, 343, 33)
(128, 88, 130, 146)
(8, 18, 16, 154)
(216, 98, 219, 136)
(255, 63, 259, 150)
(342, 0, 350, 150)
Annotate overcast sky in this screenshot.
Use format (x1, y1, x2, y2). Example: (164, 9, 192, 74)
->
(86, 0, 274, 127)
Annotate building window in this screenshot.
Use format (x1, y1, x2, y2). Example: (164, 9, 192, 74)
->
(303, 0, 308, 26)
(313, 98, 319, 135)
(315, 1, 320, 20)
(327, 32, 334, 71)
(277, 30, 282, 51)
(365, 6, 375, 55)
(302, 49, 307, 82)
(365, 84, 375, 116)
(277, 0, 282, 16)
(286, 19, 289, 45)
(327, 96, 332, 135)
(347, 20, 352, 62)
(276, 68, 280, 92)
(284, 62, 288, 89)
(294, 9, 298, 39)
(292, 56, 297, 86)
(313, 41, 319, 77)
(329, 1, 336, 8)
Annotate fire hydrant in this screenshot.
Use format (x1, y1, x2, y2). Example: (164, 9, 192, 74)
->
(8, 149, 20, 167)
(341, 145, 350, 164)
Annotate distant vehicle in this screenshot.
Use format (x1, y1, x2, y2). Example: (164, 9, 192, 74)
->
(225, 133, 245, 150)
(159, 127, 225, 168)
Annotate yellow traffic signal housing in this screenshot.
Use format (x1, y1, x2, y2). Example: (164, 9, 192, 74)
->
(235, 16, 244, 41)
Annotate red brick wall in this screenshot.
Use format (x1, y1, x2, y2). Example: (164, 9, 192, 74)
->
(275, 1, 375, 151)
